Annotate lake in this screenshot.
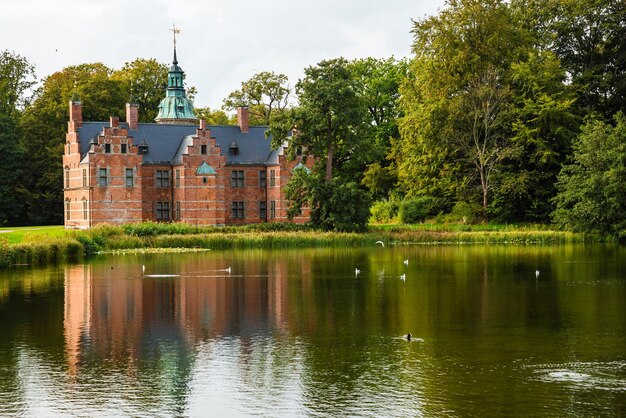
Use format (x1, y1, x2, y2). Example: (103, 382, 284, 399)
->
(1, 244, 625, 416)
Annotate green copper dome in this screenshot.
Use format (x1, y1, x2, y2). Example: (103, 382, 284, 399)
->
(196, 161, 217, 175)
(155, 47, 197, 124)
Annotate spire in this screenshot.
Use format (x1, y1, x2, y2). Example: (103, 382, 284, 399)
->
(155, 24, 197, 125)
(171, 23, 180, 65)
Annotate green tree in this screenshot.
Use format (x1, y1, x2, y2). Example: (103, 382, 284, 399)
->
(20, 63, 126, 224)
(112, 58, 168, 122)
(0, 115, 27, 225)
(348, 57, 408, 199)
(544, 0, 626, 118)
(269, 58, 371, 231)
(271, 58, 367, 181)
(397, 0, 582, 222)
(398, 0, 524, 219)
(491, 49, 577, 221)
(284, 169, 370, 232)
(223, 71, 291, 125)
(194, 107, 236, 125)
(0, 51, 35, 225)
(0, 50, 36, 115)
(452, 67, 511, 218)
(552, 113, 626, 236)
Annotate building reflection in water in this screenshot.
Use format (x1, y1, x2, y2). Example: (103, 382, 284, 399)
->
(63, 254, 311, 378)
(64, 265, 92, 377)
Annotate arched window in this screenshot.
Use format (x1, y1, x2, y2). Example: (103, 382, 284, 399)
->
(65, 200, 71, 221)
(65, 166, 70, 189)
(82, 198, 88, 221)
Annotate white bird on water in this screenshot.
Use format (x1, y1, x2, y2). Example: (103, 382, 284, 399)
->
(355, 268, 361, 276)
(400, 273, 406, 281)
(403, 259, 409, 266)
(375, 241, 385, 247)
(225, 267, 231, 274)
(535, 270, 540, 278)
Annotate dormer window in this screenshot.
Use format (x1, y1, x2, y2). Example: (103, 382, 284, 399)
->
(138, 138, 149, 155)
(229, 140, 239, 156)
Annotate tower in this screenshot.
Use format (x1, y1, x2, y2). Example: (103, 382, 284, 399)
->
(155, 25, 197, 125)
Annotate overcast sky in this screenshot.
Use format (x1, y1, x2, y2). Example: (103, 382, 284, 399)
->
(2, 0, 445, 110)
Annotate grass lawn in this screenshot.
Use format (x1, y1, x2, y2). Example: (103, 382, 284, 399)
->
(0, 225, 66, 244)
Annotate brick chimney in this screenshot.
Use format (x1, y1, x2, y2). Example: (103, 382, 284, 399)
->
(126, 103, 139, 130)
(109, 116, 119, 128)
(199, 118, 206, 131)
(69, 100, 82, 131)
(237, 107, 249, 134)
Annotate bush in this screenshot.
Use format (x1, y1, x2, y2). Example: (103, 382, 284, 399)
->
(76, 234, 102, 255)
(370, 199, 400, 223)
(89, 224, 123, 247)
(123, 221, 200, 237)
(399, 196, 446, 224)
(324, 182, 371, 232)
(447, 201, 481, 224)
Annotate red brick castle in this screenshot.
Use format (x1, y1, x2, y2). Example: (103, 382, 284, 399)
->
(63, 45, 310, 229)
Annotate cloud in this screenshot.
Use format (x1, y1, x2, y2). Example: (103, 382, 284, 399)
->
(1, 0, 444, 109)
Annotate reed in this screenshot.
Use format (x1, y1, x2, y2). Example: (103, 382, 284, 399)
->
(388, 229, 584, 244)
(0, 236, 83, 268)
(119, 221, 312, 237)
(81, 223, 587, 253)
(0, 221, 591, 269)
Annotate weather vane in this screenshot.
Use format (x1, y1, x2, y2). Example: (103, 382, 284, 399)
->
(170, 24, 180, 48)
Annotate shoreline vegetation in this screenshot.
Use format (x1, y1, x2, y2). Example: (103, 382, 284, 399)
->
(0, 222, 595, 269)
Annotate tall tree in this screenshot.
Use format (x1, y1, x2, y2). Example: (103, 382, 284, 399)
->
(0, 115, 27, 225)
(0, 51, 35, 225)
(0, 50, 36, 115)
(491, 49, 577, 221)
(552, 113, 626, 235)
(453, 68, 511, 217)
(269, 58, 371, 231)
(112, 58, 168, 122)
(397, 0, 582, 222)
(271, 58, 366, 181)
(20, 63, 125, 224)
(223, 71, 291, 125)
(547, 0, 626, 118)
(348, 58, 408, 199)
(398, 0, 525, 219)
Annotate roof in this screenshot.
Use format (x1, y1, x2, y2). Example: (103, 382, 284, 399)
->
(292, 162, 311, 174)
(196, 161, 217, 175)
(76, 122, 279, 166)
(155, 96, 197, 121)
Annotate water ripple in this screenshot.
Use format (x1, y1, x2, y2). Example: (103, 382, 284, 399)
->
(532, 361, 626, 392)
